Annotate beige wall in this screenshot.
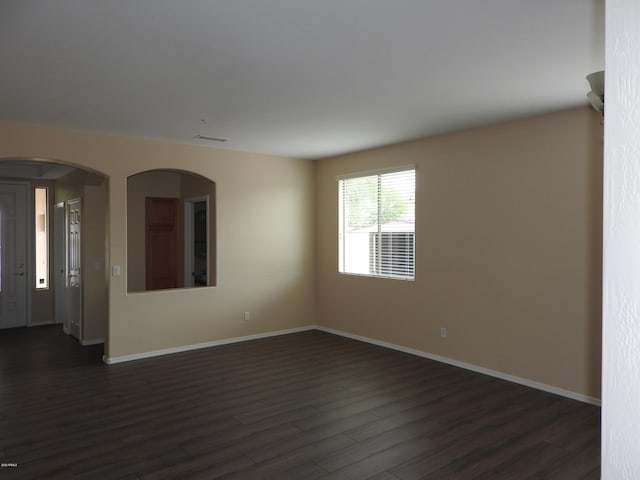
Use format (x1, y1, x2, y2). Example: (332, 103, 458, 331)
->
(0, 107, 601, 399)
(82, 183, 108, 341)
(56, 169, 109, 342)
(0, 121, 317, 358)
(55, 169, 85, 202)
(316, 107, 603, 399)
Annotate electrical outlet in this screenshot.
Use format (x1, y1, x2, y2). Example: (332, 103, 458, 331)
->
(440, 327, 447, 338)
(244, 311, 250, 321)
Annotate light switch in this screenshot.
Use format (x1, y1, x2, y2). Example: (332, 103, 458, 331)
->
(112, 265, 121, 276)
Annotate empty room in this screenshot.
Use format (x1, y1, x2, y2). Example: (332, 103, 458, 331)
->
(1, 0, 638, 479)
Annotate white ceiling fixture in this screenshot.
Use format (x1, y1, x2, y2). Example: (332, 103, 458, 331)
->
(586, 70, 605, 114)
(0, 0, 604, 159)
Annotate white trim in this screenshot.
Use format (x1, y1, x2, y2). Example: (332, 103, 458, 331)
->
(81, 337, 105, 346)
(316, 326, 602, 407)
(30, 320, 56, 327)
(102, 326, 315, 365)
(99, 323, 601, 407)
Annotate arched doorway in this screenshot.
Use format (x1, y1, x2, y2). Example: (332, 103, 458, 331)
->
(0, 159, 109, 352)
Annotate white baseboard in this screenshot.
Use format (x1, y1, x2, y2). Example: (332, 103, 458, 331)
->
(29, 321, 55, 327)
(316, 326, 602, 407)
(102, 326, 316, 365)
(82, 337, 105, 346)
(99, 323, 601, 406)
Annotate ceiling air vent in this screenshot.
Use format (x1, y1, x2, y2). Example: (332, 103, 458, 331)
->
(193, 134, 227, 142)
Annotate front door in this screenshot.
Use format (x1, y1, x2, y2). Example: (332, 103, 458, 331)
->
(67, 198, 82, 340)
(0, 183, 28, 329)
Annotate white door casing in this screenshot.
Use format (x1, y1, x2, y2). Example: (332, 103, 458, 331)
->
(0, 182, 28, 329)
(54, 202, 66, 329)
(66, 198, 82, 340)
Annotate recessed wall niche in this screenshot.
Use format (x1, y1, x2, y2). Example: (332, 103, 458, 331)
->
(127, 169, 216, 292)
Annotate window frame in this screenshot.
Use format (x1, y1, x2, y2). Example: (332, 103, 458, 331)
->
(338, 166, 416, 281)
(34, 186, 49, 290)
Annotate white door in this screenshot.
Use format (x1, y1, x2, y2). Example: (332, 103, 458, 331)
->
(66, 198, 82, 340)
(54, 202, 66, 329)
(0, 183, 28, 329)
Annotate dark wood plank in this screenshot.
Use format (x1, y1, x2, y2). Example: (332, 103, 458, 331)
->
(0, 325, 600, 479)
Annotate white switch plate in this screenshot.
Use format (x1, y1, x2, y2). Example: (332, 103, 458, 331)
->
(244, 312, 250, 321)
(112, 265, 121, 276)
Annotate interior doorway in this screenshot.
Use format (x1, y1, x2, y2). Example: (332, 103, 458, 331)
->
(184, 196, 209, 288)
(0, 159, 108, 353)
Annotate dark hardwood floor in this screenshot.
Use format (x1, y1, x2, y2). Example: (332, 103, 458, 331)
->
(0, 326, 600, 479)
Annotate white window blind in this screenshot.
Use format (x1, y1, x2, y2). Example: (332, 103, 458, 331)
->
(338, 168, 415, 280)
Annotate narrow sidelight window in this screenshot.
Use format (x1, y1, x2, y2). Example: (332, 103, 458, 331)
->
(35, 187, 49, 289)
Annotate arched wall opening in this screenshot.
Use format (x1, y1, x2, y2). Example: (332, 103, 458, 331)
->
(0, 158, 109, 350)
(126, 169, 216, 293)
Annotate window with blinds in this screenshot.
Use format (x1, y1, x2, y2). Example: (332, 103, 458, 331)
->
(338, 167, 415, 280)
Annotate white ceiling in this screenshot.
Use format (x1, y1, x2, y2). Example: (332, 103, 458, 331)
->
(0, 0, 604, 160)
